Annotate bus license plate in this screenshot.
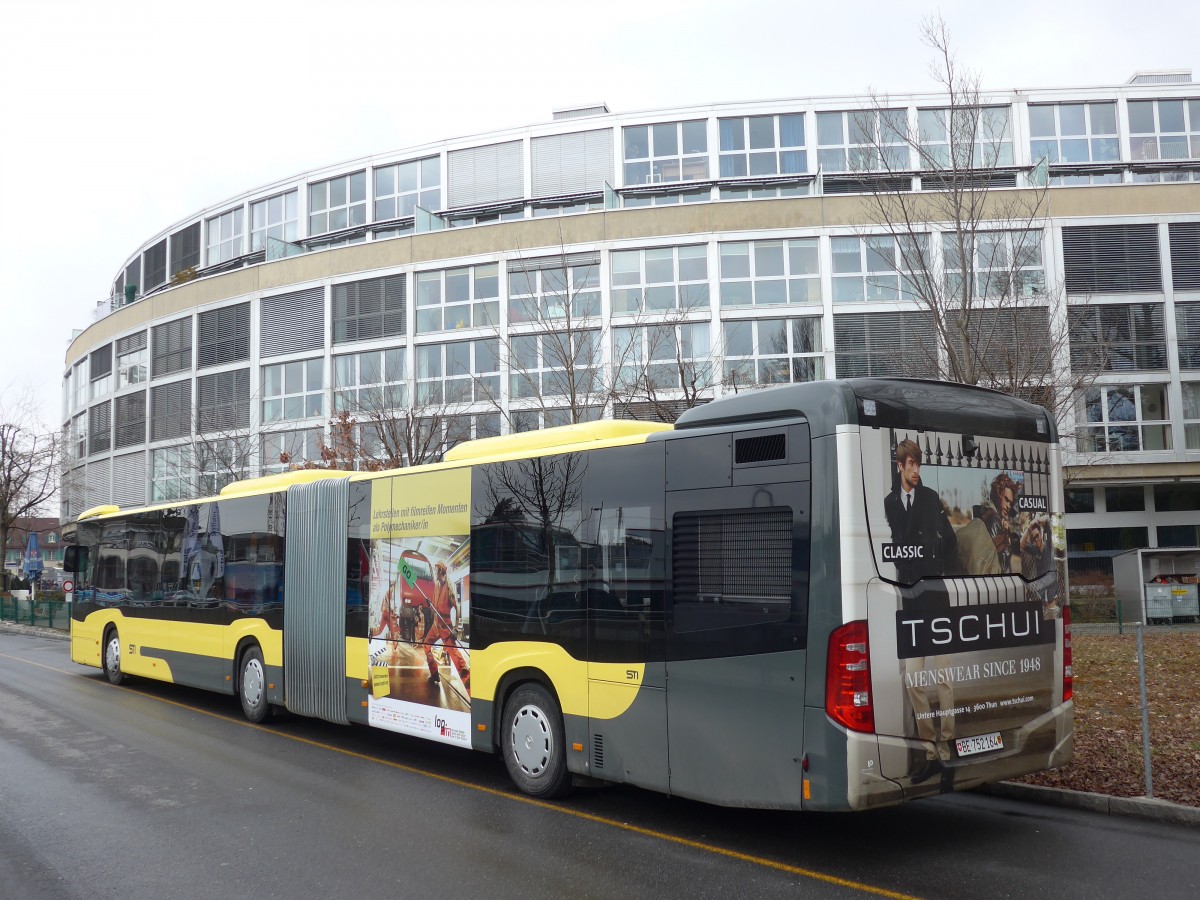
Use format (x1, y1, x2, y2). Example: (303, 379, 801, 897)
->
(955, 732, 1004, 757)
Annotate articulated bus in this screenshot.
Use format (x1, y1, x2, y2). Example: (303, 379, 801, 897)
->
(64, 378, 1072, 810)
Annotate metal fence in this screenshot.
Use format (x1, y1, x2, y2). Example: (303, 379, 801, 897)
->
(0, 594, 70, 630)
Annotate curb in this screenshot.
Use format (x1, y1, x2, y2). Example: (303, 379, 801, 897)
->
(0, 622, 70, 641)
(981, 781, 1200, 827)
(3, 622, 1198, 827)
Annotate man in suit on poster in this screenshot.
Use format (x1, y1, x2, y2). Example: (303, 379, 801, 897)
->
(884, 439, 958, 583)
(884, 438, 959, 784)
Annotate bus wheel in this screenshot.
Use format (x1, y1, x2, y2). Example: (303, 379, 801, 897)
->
(501, 684, 571, 798)
(239, 646, 270, 724)
(103, 629, 125, 685)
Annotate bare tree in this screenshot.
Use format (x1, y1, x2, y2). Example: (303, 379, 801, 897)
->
(846, 14, 1096, 432)
(0, 386, 58, 588)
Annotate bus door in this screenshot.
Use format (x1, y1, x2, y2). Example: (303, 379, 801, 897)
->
(664, 423, 811, 808)
(582, 445, 668, 793)
(856, 423, 1065, 786)
(283, 477, 352, 724)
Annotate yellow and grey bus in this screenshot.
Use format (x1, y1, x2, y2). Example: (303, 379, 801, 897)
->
(64, 378, 1072, 810)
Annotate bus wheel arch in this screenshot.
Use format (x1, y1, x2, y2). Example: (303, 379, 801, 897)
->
(102, 624, 125, 685)
(497, 674, 571, 799)
(235, 640, 271, 724)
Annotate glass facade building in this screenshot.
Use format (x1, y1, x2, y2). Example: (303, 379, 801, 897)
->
(63, 74, 1200, 580)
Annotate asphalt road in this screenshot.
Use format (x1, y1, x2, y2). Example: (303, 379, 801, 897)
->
(2, 630, 1198, 900)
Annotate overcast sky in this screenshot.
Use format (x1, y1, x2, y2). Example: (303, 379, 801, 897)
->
(1, 0, 1195, 426)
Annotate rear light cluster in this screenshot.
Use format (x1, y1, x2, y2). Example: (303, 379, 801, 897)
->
(1063, 606, 1073, 702)
(825, 620, 875, 733)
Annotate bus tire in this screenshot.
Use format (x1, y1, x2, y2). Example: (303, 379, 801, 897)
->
(501, 683, 571, 799)
(238, 645, 270, 724)
(102, 628, 125, 685)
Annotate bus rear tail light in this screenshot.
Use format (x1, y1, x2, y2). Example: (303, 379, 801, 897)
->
(826, 620, 875, 734)
(1063, 606, 1073, 702)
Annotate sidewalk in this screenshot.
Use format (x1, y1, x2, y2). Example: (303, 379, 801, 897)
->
(2, 620, 1196, 826)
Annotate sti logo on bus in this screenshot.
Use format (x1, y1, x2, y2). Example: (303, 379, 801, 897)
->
(896, 601, 1053, 658)
(1017, 495, 1048, 512)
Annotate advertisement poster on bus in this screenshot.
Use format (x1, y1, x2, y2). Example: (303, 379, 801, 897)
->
(367, 468, 472, 748)
(860, 427, 1066, 779)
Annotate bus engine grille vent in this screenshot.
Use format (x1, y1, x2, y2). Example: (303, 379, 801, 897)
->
(592, 734, 604, 770)
(734, 433, 786, 465)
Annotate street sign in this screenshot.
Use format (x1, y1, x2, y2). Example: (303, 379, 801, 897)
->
(63, 579, 74, 594)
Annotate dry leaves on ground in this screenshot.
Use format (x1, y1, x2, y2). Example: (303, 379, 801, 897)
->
(1017, 632, 1200, 807)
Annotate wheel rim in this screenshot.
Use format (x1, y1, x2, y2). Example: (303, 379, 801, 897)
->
(509, 703, 552, 777)
(243, 657, 265, 709)
(105, 637, 120, 675)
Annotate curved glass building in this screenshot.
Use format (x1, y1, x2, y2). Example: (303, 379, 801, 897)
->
(62, 72, 1200, 580)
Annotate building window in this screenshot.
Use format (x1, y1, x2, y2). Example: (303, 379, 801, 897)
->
(1154, 483, 1200, 512)
(197, 303, 250, 369)
(415, 263, 500, 333)
(152, 317, 192, 378)
(719, 239, 820, 308)
(942, 230, 1045, 299)
(115, 332, 147, 389)
(723, 317, 823, 388)
(1065, 487, 1095, 513)
(623, 120, 709, 186)
(620, 189, 711, 207)
(250, 191, 298, 252)
(719, 183, 810, 200)
(1128, 98, 1200, 161)
(512, 407, 602, 432)
(309, 172, 366, 236)
(531, 198, 604, 217)
(1062, 224, 1163, 294)
(73, 414, 87, 460)
(1079, 384, 1171, 452)
(151, 446, 193, 503)
(833, 311, 937, 378)
(332, 274, 407, 344)
(197, 439, 249, 496)
(72, 360, 88, 410)
(113, 392, 146, 450)
(335, 349, 406, 413)
(1028, 102, 1119, 164)
(374, 157, 441, 220)
(169, 221, 201, 280)
(197, 369, 250, 433)
(150, 380, 192, 442)
(610, 245, 709, 316)
(263, 359, 324, 424)
(1180, 383, 1200, 449)
(718, 114, 806, 178)
(507, 255, 601, 325)
(614, 322, 711, 392)
(816, 109, 909, 172)
(90, 344, 113, 400)
(831, 235, 924, 302)
(509, 331, 601, 400)
(262, 428, 322, 475)
(1105, 486, 1146, 512)
(206, 207, 245, 265)
(88, 401, 111, 455)
(917, 106, 1013, 168)
(1170, 223, 1200, 292)
(1068, 303, 1167, 372)
(416, 339, 499, 405)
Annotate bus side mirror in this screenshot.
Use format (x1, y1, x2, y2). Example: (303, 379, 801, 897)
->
(64, 545, 89, 574)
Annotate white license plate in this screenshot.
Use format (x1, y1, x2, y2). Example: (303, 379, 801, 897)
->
(955, 732, 1004, 757)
